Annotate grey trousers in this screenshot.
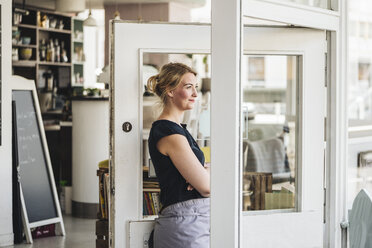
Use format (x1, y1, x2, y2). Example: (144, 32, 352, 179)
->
(154, 198, 210, 248)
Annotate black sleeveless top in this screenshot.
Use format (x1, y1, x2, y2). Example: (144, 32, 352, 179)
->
(148, 119, 205, 208)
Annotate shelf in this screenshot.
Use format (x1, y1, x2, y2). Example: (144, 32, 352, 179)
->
(42, 110, 63, 115)
(142, 215, 158, 220)
(44, 125, 61, 131)
(12, 60, 36, 67)
(13, 44, 37, 48)
(73, 39, 84, 43)
(39, 61, 71, 66)
(143, 188, 161, 193)
(38, 27, 71, 34)
(72, 61, 84, 65)
(14, 24, 37, 29)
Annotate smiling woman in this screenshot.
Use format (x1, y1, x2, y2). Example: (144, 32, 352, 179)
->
(146, 62, 210, 248)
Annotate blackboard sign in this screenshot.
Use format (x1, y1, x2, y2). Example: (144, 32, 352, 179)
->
(12, 90, 57, 223)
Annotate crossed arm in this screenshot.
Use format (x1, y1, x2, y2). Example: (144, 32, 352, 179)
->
(157, 134, 210, 197)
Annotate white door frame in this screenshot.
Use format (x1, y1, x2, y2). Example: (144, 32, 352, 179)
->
(109, 22, 211, 248)
(213, 0, 348, 247)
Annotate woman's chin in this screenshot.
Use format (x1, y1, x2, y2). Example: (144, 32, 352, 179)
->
(186, 104, 194, 110)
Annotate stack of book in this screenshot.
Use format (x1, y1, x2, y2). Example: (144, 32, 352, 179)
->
(143, 166, 161, 216)
(143, 191, 161, 215)
(96, 160, 109, 248)
(97, 166, 109, 219)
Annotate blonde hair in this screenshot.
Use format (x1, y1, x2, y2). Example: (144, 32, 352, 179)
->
(147, 62, 197, 107)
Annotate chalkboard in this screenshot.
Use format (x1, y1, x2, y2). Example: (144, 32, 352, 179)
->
(12, 90, 57, 223)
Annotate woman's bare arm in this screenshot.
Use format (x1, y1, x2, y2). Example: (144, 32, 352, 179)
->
(157, 134, 210, 197)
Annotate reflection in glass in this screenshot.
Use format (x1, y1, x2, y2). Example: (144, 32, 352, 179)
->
(242, 55, 298, 211)
(142, 53, 211, 218)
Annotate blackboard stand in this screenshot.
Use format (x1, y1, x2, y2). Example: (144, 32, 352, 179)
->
(11, 76, 65, 243)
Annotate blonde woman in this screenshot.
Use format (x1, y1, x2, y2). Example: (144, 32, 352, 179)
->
(147, 63, 210, 248)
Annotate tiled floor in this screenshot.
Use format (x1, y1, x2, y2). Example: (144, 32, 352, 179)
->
(5, 215, 96, 248)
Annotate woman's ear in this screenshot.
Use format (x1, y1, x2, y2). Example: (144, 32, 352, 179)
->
(167, 90, 174, 98)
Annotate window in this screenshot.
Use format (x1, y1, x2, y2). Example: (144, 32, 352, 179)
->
(77, 10, 105, 89)
(241, 55, 298, 212)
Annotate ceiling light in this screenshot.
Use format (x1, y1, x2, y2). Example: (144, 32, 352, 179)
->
(84, 10, 97, 26)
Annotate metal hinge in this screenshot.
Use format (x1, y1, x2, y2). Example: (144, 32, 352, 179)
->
(324, 117, 327, 142)
(111, 187, 115, 196)
(340, 221, 349, 229)
(323, 187, 327, 223)
(324, 53, 328, 87)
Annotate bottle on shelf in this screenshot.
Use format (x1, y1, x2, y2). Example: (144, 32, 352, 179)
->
(61, 41, 68, 62)
(37, 12, 41, 27)
(44, 70, 54, 91)
(39, 39, 46, 61)
(40, 14, 49, 28)
(51, 77, 58, 110)
(47, 39, 55, 62)
(54, 39, 60, 62)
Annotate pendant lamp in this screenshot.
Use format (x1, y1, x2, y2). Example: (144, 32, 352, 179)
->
(84, 0, 97, 27)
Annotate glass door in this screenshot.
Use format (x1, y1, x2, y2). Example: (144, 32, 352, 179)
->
(240, 27, 326, 247)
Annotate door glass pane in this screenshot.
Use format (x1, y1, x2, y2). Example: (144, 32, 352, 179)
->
(141, 52, 211, 218)
(241, 55, 298, 212)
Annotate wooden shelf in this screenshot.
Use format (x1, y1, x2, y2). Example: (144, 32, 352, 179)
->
(12, 7, 75, 89)
(72, 61, 84, 65)
(12, 60, 36, 67)
(143, 215, 158, 220)
(42, 110, 63, 114)
(13, 44, 37, 48)
(14, 24, 37, 29)
(38, 27, 71, 34)
(39, 61, 72, 66)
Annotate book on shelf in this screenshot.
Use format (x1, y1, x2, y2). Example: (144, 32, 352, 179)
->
(97, 167, 109, 220)
(152, 192, 160, 214)
(104, 173, 110, 219)
(143, 192, 161, 216)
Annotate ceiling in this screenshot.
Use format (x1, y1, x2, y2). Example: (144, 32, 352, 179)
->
(15, 0, 206, 10)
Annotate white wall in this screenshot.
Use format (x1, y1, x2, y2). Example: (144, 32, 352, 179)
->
(0, 0, 14, 246)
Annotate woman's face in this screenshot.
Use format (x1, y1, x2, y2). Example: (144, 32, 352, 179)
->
(169, 72, 198, 110)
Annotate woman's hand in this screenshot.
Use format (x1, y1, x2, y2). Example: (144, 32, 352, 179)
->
(187, 184, 194, 191)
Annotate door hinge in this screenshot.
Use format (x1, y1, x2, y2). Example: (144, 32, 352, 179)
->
(323, 187, 327, 223)
(340, 221, 349, 229)
(324, 53, 328, 87)
(324, 117, 327, 142)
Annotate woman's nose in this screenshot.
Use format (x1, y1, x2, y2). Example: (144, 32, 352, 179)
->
(192, 87, 198, 96)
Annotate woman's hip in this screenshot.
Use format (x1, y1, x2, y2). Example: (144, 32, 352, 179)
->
(154, 198, 210, 248)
